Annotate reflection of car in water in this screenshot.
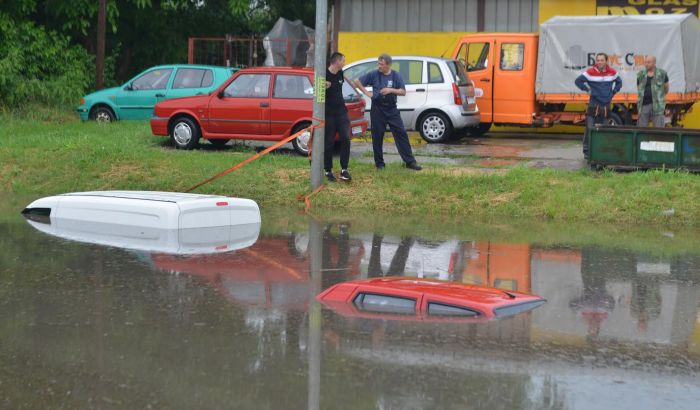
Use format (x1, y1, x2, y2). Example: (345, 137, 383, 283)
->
(318, 277, 546, 322)
(151, 232, 365, 310)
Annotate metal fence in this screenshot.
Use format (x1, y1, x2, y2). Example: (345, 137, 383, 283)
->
(188, 37, 314, 68)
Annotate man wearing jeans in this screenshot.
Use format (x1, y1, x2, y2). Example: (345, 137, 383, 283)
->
(636, 55, 669, 128)
(353, 54, 422, 171)
(575, 53, 622, 159)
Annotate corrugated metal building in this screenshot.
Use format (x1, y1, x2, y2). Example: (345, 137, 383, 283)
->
(338, 0, 540, 33)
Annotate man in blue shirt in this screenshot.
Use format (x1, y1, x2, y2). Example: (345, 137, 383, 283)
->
(353, 54, 422, 170)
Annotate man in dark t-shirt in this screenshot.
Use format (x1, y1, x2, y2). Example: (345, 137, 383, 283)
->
(324, 52, 352, 182)
(353, 54, 422, 171)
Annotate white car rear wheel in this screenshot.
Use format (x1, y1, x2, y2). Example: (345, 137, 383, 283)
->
(418, 112, 452, 143)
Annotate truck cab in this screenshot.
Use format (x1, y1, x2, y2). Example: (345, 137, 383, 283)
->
(453, 33, 539, 129)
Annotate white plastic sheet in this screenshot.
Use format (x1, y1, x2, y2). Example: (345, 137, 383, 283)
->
(263, 17, 315, 67)
(536, 14, 700, 95)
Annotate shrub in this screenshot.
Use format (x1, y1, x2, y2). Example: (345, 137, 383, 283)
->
(0, 13, 93, 109)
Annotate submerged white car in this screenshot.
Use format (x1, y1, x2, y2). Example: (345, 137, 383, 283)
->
(344, 56, 480, 143)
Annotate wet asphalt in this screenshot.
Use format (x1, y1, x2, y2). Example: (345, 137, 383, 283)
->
(246, 131, 587, 171)
(353, 132, 586, 171)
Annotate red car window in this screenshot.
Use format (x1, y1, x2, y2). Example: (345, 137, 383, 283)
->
(223, 73, 271, 98)
(427, 302, 480, 317)
(353, 293, 416, 315)
(273, 74, 314, 99)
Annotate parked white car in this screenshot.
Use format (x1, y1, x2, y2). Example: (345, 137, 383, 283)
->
(344, 56, 480, 143)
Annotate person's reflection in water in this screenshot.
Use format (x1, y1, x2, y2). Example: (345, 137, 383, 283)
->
(367, 234, 415, 277)
(630, 275, 662, 334)
(368, 233, 384, 276)
(569, 247, 616, 340)
(321, 223, 350, 289)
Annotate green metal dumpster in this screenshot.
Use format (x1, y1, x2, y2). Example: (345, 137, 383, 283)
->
(588, 126, 700, 170)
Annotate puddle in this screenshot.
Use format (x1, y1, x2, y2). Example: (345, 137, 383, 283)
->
(1, 200, 699, 408)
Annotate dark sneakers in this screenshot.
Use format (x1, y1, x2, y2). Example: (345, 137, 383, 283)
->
(325, 171, 337, 182)
(405, 161, 423, 171)
(340, 169, 352, 182)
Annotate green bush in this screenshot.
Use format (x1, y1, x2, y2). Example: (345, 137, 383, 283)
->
(0, 13, 92, 109)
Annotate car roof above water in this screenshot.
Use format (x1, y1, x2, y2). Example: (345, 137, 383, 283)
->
(60, 190, 231, 204)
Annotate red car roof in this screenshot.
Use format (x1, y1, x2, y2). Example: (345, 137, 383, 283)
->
(317, 277, 546, 321)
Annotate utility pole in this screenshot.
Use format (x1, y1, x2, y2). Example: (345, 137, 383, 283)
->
(310, 0, 328, 190)
(96, 0, 106, 90)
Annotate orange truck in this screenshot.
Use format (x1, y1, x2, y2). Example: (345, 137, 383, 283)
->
(452, 14, 700, 135)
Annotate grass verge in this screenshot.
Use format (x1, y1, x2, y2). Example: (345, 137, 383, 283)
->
(2, 117, 700, 226)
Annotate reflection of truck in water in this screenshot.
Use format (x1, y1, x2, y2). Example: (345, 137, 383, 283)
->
(452, 15, 700, 134)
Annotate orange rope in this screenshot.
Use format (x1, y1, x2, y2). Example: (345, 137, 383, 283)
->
(186, 119, 324, 193)
(304, 184, 325, 213)
(185, 119, 327, 214)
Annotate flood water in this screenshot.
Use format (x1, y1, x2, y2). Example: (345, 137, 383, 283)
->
(1, 200, 699, 409)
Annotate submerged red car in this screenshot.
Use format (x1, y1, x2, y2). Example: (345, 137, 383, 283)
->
(150, 66, 368, 155)
(317, 277, 546, 322)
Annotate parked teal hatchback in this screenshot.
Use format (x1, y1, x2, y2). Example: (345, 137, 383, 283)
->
(77, 64, 237, 122)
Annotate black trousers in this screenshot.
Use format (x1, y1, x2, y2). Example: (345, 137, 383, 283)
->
(583, 103, 609, 159)
(370, 105, 416, 167)
(324, 111, 350, 171)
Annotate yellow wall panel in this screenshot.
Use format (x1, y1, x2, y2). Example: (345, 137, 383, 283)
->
(339, 32, 464, 65)
(539, 0, 595, 23)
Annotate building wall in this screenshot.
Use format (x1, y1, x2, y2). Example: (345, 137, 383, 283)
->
(339, 0, 480, 32)
(339, 32, 464, 62)
(339, 0, 539, 33)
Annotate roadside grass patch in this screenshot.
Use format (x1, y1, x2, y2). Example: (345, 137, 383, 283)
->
(3, 118, 700, 225)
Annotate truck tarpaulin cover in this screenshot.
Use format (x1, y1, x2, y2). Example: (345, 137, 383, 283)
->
(263, 17, 314, 67)
(536, 14, 700, 95)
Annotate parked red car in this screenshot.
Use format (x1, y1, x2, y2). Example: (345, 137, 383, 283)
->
(317, 277, 546, 322)
(150, 66, 368, 155)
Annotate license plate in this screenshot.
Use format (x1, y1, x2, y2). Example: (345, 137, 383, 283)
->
(352, 126, 363, 135)
(467, 97, 476, 104)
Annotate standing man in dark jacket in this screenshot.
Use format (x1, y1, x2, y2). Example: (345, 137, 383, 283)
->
(575, 53, 622, 159)
(324, 52, 352, 182)
(353, 53, 422, 171)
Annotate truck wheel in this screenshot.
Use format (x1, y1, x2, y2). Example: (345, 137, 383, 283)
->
(170, 117, 200, 150)
(466, 123, 492, 137)
(90, 106, 115, 123)
(418, 112, 452, 143)
(291, 123, 312, 156)
(606, 113, 623, 126)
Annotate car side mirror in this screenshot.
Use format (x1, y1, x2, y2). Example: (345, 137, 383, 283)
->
(217, 90, 225, 99)
(124, 83, 133, 91)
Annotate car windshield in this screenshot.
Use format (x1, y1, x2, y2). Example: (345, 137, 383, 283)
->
(446, 60, 469, 86)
